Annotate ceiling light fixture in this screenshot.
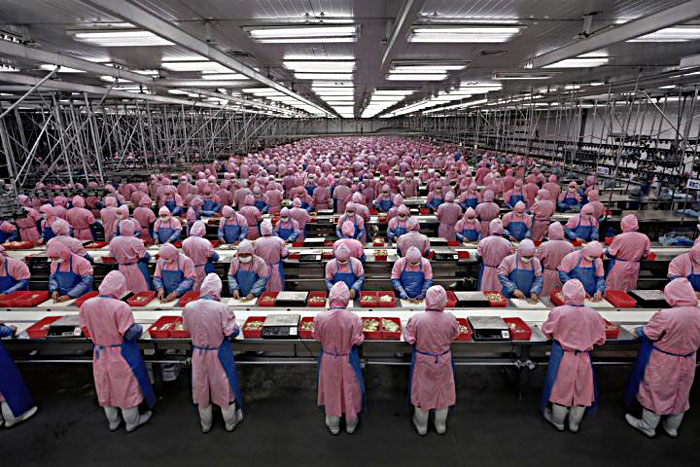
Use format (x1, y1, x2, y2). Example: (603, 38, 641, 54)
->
(71, 30, 173, 47)
(628, 25, 700, 42)
(246, 25, 359, 43)
(409, 25, 521, 43)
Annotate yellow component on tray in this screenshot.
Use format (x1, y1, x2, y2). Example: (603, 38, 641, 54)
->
(381, 318, 400, 333)
(245, 321, 264, 331)
(363, 319, 379, 332)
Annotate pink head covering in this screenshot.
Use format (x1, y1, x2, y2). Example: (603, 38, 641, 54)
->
(222, 206, 235, 218)
(514, 180, 523, 189)
(514, 201, 526, 214)
(526, 174, 536, 184)
(483, 190, 494, 202)
(329, 281, 350, 308)
(280, 207, 290, 217)
(425, 285, 447, 311)
(52, 219, 70, 235)
(119, 219, 136, 237)
(40, 204, 54, 216)
(72, 196, 86, 208)
(583, 241, 603, 259)
(345, 202, 356, 213)
(568, 181, 578, 189)
(587, 190, 599, 202)
(200, 273, 222, 300)
(548, 222, 565, 240)
(407, 218, 420, 232)
(104, 197, 117, 208)
(335, 244, 351, 261)
(537, 189, 550, 201)
(98, 271, 127, 299)
(397, 205, 409, 217)
(465, 207, 476, 219)
(445, 191, 455, 202)
(244, 195, 254, 206)
(260, 220, 273, 236)
(159, 243, 179, 261)
(158, 206, 171, 217)
(190, 197, 203, 208)
(490, 219, 503, 235)
(47, 242, 71, 262)
(621, 214, 638, 232)
(292, 198, 302, 208)
(562, 278, 586, 306)
(238, 240, 254, 255)
(548, 175, 557, 183)
(393, 194, 404, 206)
(690, 243, 700, 262)
(581, 204, 594, 216)
(663, 278, 697, 307)
(190, 220, 206, 237)
(518, 239, 536, 256)
(406, 246, 422, 263)
(139, 197, 152, 207)
(341, 221, 355, 237)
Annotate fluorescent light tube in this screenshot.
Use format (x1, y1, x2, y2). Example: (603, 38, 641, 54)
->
(40, 64, 85, 73)
(387, 73, 447, 81)
(201, 73, 248, 80)
(409, 26, 520, 43)
(295, 73, 353, 80)
(247, 25, 358, 43)
(628, 26, 700, 42)
(73, 30, 173, 47)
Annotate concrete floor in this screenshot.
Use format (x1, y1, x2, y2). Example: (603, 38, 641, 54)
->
(2, 364, 699, 467)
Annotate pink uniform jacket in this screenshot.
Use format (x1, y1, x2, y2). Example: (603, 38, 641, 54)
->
(477, 235, 514, 291)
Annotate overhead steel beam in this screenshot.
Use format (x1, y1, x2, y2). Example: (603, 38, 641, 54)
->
(527, 0, 700, 68)
(81, 0, 333, 117)
(380, 0, 425, 72)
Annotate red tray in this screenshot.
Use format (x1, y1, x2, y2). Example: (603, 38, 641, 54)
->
(503, 317, 532, 341)
(446, 291, 458, 308)
(420, 208, 430, 215)
(381, 317, 402, 340)
(0, 292, 21, 307)
(172, 241, 182, 248)
(361, 317, 382, 339)
(102, 256, 118, 264)
(604, 319, 620, 339)
(374, 250, 388, 261)
(169, 317, 190, 338)
(372, 238, 385, 247)
(25, 316, 62, 339)
(378, 215, 388, 224)
(177, 291, 200, 307)
(288, 252, 300, 260)
(457, 250, 470, 259)
(323, 240, 334, 247)
(447, 240, 460, 247)
(321, 251, 334, 260)
(292, 241, 304, 247)
(456, 318, 473, 342)
(127, 291, 156, 307)
(307, 291, 327, 308)
(242, 316, 266, 338)
(377, 291, 396, 308)
(605, 290, 637, 308)
(549, 290, 565, 306)
(2, 291, 50, 307)
(359, 291, 378, 308)
(3, 241, 33, 250)
(257, 292, 277, 307)
(209, 240, 219, 248)
(74, 291, 99, 308)
(647, 252, 656, 261)
(148, 316, 182, 339)
(85, 241, 108, 249)
(534, 240, 542, 247)
(484, 291, 508, 307)
(571, 240, 583, 247)
(604, 237, 613, 246)
(369, 208, 378, 215)
(299, 316, 315, 339)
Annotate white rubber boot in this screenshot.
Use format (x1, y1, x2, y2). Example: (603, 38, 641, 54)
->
(221, 403, 243, 432)
(1, 402, 38, 428)
(543, 403, 567, 431)
(413, 407, 429, 436)
(122, 406, 152, 433)
(346, 416, 359, 434)
(625, 409, 660, 438)
(568, 405, 586, 433)
(198, 405, 213, 433)
(103, 406, 121, 431)
(662, 412, 684, 438)
(325, 416, 341, 435)
(434, 408, 449, 435)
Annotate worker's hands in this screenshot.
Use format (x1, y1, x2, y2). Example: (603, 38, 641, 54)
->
(52, 291, 59, 301)
(165, 292, 177, 303)
(513, 290, 526, 299)
(157, 289, 165, 300)
(592, 291, 603, 302)
(577, 238, 586, 243)
(9, 324, 17, 333)
(349, 289, 356, 299)
(509, 236, 517, 242)
(529, 293, 539, 303)
(246, 294, 254, 301)
(233, 290, 240, 299)
(56, 295, 71, 303)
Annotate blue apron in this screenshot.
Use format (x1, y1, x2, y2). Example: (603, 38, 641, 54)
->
(408, 345, 454, 407)
(464, 197, 478, 209)
(222, 218, 242, 244)
(253, 200, 267, 212)
(164, 198, 177, 213)
(317, 336, 365, 411)
(160, 260, 184, 296)
(377, 197, 393, 212)
(426, 197, 443, 211)
(305, 185, 315, 197)
(507, 217, 529, 241)
(0, 340, 34, 417)
(689, 264, 700, 291)
(502, 254, 535, 297)
(0, 261, 21, 293)
(390, 221, 408, 240)
(0, 230, 16, 243)
(460, 225, 480, 242)
(540, 340, 597, 415)
(55, 257, 81, 296)
(333, 266, 357, 290)
(562, 193, 579, 207)
(340, 217, 361, 239)
(569, 252, 598, 297)
(277, 222, 296, 241)
(508, 193, 524, 206)
(202, 199, 217, 212)
(156, 220, 176, 244)
(623, 329, 695, 410)
(570, 217, 594, 242)
(400, 262, 425, 299)
(42, 224, 56, 241)
(235, 268, 259, 297)
(193, 337, 244, 411)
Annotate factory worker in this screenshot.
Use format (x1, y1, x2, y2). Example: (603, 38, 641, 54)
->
(183, 273, 244, 433)
(0, 221, 18, 244)
(304, 174, 318, 197)
(522, 174, 540, 207)
(47, 242, 93, 301)
(48, 220, 92, 262)
(460, 183, 481, 210)
(228, 240, 270, 299)
(233, 182, 252, 209)
(624, 278, 700, 438)
(558, 241, 605, 300)
(558, 181, 582, 211)
(605, 214, 650, 292)
(218, 206, 248, 245)
(133, 197, 157, 244)
(0, 245, 30, 294)
(332, 178, 352, 214)
(374, 185, 394, 213)
(583, 190, 605, 220)
(108, 220, 152, 294)
(38, 204, 58, 243)
(530, 190, 555, 242)
(564, 204, 599, 243)
(274, 208, 300, 242)
(177, 175, 193, 201)
(541, 279, 606, 432)
(313, 281, 365, 435)
(153, 207, 182, 245)
(333, 222, 365, 261)
(504, 179, 526, 209)
(455, 207, 481, 243)
(475, 190, 500, 238)
(250, 186, 268, 214)
(113, 206, 142, 238)
(668, 243, 700, 293)
(403, 285, 459, 435)
(425, 181, 445, 213)
(154, 243, 195, 302)
(502, 168, 516, 194)
(391, 246, 433, 300)
(399, 172, 419, 198)
(15, 204, 41, 246)
(158, 186, 183, 216)
(186, 197, 203, 235)
(200, 187, 222, 216)
(240, 195, 263, 240)
(325, 245, 364, 298)
(0, 323, 37, 428)
(502, 201, 532, 242)
(67, 195, 97, 241)
(311, 178, 332, 211)
(288, 199, 312, 241)
(536, 222, 574, 296)
(436, 191, 462, 242)
(335, 203, 366, 242)
(498, 239, 543, 300)
(543, 175, 561, 203)
(52, 196, 69, 220)
(387, 205, 410, 244)
(100, 197, 120, 243)
(79, 271, 155, 432)
(253, 221, 289, 292)
(386, 195, 404, 222)
(581, 175, 597, 203)
(476, 219, 514, 292)
(183, 221, 219, 291)
(397, 218, 431, 257)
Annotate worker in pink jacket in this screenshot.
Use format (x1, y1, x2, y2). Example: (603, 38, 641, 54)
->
(536, 222, 574, 296)
(239, 195, 263, 241)
(501, 201, 532, 242)
(108, 220, 152, 294)
(504, 179, 526, 208)
(397, 218, 430, 257)
(311, 178, 331, 211)
(100, 197, 119, 243)
(404, 285, 459, 435)
(605, 214, 650, 292)
(624, 278, 700, 438)
(668, 242, 700, 294)
(183, 221, 219, 291)
(79, 271, 155, 432)
(541, 278, 606, 432)
(253, 221, 289, 292)
(313, 281, 365, 435)
(154, 243, 195, 302)
(67, 196, 97, 241)
(583, 189, 605, 220)
(289, 199, 312, 241)
(133, 197, 156, 244)
(399, 172, 419, 198)
(530, 190, 555, 242)
(543, 175, 561, 204)
(454, 207, 481, 243)
(522, 174, 539, 207)
(48, 220, 91, 262)
(477, 219, 514, 292)
(475, 190, 500, 238)
(436, 191, 462, 242)
(497, 239, 543, 300)
(558, 242, 606, 300)
(0, 244, 30, 294)
(333, 222, 365, 261)
(183, 273, 244, 433)
(15, 205, 41, 246)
